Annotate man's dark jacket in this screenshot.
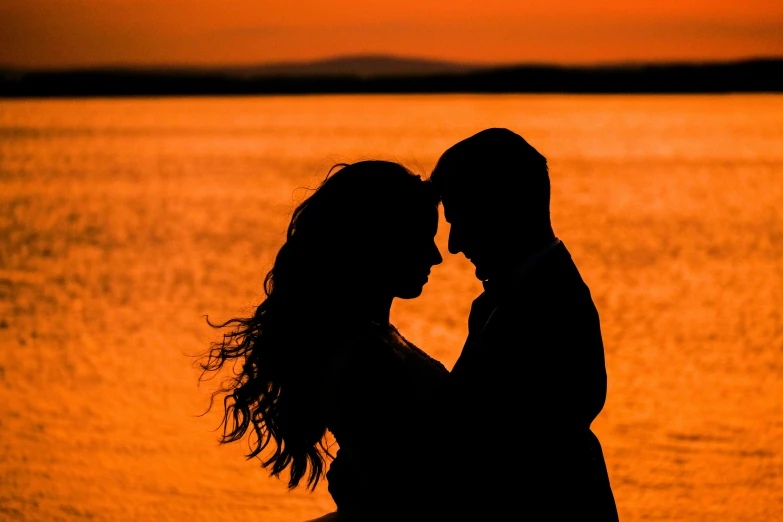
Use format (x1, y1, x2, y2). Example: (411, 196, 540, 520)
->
(437, 241, 619, 520)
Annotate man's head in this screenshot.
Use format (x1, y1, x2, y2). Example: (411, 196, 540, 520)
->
(430, 128, 553, 281)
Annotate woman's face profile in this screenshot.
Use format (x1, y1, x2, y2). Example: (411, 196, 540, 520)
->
(380, 205, 442, 300)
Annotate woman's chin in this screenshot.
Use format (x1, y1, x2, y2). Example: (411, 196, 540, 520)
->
(396, 283, 426, 300)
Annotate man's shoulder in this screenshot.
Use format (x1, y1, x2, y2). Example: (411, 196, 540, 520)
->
(483, 247, 599, 336)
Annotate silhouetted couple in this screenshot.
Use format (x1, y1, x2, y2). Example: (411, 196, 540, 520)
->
(201, 128, 619, 521)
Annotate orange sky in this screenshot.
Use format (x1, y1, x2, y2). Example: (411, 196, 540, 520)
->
(1, 0, 782, 68)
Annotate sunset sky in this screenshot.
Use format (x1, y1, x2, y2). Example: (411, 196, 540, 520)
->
(1, 0, 783, 69)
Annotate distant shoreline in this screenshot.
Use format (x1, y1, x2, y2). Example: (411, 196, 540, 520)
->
(2, 58, 781, 98)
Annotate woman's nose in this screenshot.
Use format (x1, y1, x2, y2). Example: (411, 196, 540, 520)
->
(432, 243, 443, 265)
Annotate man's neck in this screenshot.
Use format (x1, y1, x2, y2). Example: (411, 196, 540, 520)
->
(505, 227, 557, 270)
(514, 234, 556, 260)
(482, 227, 556, 282)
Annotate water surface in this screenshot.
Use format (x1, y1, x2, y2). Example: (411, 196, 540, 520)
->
(1, 95, 781, 521)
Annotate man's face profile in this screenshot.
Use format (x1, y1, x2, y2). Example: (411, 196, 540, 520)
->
(441, 181, 499, 282)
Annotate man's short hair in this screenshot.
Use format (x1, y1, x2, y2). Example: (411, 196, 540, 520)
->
(430, 128, 550, 219)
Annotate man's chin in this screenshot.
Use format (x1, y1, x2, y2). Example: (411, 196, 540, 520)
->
(474, 261, 501, 282)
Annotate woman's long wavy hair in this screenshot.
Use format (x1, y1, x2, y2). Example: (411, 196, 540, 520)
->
(199, 160, 439, 490)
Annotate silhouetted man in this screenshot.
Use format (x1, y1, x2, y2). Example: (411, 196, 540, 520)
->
(430, 128, 619, 520)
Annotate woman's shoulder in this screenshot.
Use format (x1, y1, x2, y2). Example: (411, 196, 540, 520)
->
(324, 325, 400, 386)
(335, 324, 398, 363)
(326, 322, 447, 389)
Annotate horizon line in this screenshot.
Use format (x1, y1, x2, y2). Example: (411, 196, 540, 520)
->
(2, 53, 782, 73)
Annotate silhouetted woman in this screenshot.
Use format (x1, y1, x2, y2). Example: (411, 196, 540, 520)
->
(199, 161, 446, 520)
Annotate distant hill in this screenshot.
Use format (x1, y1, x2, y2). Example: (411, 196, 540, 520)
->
(1, 56, 781, 97)
(227, 54, 484, 78)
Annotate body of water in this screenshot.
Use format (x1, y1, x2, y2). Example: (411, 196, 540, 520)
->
(1, 95, 781, 521)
